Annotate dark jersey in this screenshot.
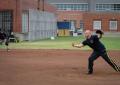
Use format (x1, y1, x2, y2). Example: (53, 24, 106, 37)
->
(0, 32, 6, 40)
(82, 35, 106, 52)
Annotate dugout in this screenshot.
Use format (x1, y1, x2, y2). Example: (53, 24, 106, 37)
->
(57, 22, 70, 36)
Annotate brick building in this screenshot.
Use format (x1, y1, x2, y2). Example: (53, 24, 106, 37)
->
(0, 0, 57, 40)
(47, 0, 120, 32)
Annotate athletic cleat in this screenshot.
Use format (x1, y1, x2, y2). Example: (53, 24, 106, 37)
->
(87, 71, 93, 75)
(118, 67, 120, 72)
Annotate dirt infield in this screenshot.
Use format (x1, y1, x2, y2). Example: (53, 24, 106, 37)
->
(0, 49, 120, 85)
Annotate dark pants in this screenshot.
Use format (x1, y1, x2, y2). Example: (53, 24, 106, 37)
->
(0, 39, 5, 45)
(88, 51, 120, 73)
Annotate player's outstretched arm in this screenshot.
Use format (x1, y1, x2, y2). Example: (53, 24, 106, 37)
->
(72, 43, 84, 48)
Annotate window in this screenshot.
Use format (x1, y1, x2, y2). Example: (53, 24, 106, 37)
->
(80, 20, 84, 29)
(96, 4, 120, 12)
(93, 20, 101, 30)
(0, 11, 13, 35)
(70, 20, 76, 31)
(22, 11, 29, 33)
(109, 20, 117, 30)
(54, 3, 88, 11)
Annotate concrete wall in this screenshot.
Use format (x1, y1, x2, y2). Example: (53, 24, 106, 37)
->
(24, 9, 57, 41)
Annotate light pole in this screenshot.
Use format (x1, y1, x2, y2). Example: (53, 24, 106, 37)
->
(38, 0, 44, 11)
(42, 0, 44, 11)
(37, 0, 40, 10)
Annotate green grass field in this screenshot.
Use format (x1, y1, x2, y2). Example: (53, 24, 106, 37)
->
(0, 36, 120, 50)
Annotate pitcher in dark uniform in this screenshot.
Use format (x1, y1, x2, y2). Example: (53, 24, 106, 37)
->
(72, 30, 120, 74)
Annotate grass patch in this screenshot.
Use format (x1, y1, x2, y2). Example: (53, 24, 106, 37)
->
(0, 36, 120, 50)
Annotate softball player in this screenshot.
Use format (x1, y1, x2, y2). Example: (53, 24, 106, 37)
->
(72, 30, 120, 74)
(0, 29, 10, 51)
(0, 29, 6, 45)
